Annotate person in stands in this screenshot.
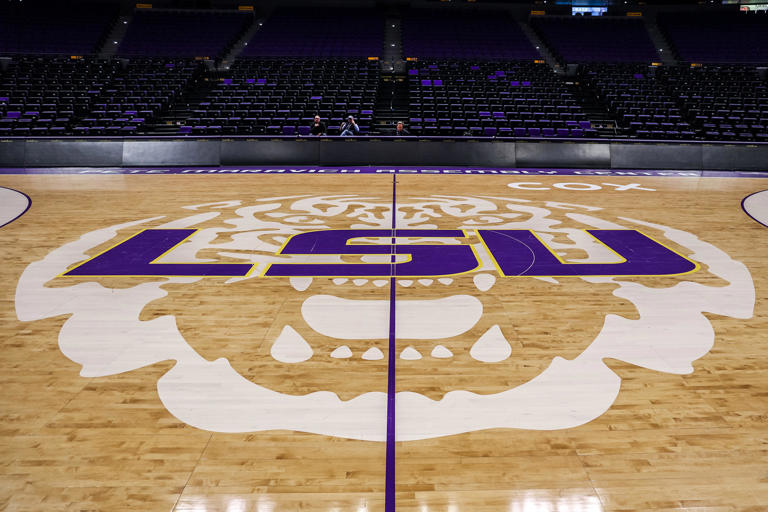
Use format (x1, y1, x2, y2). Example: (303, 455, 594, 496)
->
(309, 115, 326, 136)
(394, 121, 410, 137)
(339, 115, 359, 136)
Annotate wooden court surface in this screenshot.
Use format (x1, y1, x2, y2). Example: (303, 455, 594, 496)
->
(0, 171, 767, 512)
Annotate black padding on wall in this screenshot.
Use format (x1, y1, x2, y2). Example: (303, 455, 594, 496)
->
(0, 140, 26, 166)
(610, 144, 703, 170)
(221, 139, 320, 165)
(702, 145, 768, 171)
(3, 138, 768, 172)
(416, 141, 516, 167)
(319, 139, 379, 165)
(516, 142, 610, 168)
(122, 140, 220, 166)
(25, 140, 123, 167)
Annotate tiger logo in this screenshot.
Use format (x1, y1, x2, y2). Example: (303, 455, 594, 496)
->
(15, 194, 754, 441)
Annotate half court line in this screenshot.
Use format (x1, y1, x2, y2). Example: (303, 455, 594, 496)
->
(385, 174, 398, 512)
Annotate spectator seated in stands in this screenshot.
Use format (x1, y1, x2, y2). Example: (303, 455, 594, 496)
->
(395, 121, 410, 137)
(339, 115, 359, 136)
(310, 115, 326, 135)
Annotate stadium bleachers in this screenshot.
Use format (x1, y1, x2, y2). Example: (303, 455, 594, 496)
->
(0, 57, 201, 137)
(0, 2, 118, 56)
(3, 57, 764, 141)
(406, 60, 594, 138)
(663, 65, 768, 141)
(174, 58, 379, 136)
(118, 10, 251, 58)
(402, 10, 538, 60)
(241, 9, 384, 58)
(658, 10, 768, 64)
(581, 64, 692, 140)
(530, 16, 659, 63)
(1, 5, 767, 143)
(581, 63, 768, 141)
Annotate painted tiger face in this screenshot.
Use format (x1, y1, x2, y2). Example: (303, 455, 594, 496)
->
(15, 194, 754, 441)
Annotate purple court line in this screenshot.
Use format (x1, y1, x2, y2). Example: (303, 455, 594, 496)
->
(2, 166, 768, 178)
(385, 175, 397, 512)
(0, 186, 32, 229)
(741, 189, 768, 228)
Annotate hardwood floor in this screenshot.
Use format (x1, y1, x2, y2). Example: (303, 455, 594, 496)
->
(0, 172, 766, 511)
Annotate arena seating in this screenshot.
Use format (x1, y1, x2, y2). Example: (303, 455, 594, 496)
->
(658, 10, 768, 64)
(580, 64, 692, 140)
(1, 6, 767, 143)
(402, 10, 538, 60)
(581, 63, 768, 141)
(175, 58, 379, 136)
(3, 57, 764, 141)
(241, 10, 384, 58)
(530, 16, 658, 63)
(0, 57, 201, 136)
(0, 2, 118, 56)
(406, 60, 594, 137)
(662, 65, 768, 141)
(118, 10, 251, 58)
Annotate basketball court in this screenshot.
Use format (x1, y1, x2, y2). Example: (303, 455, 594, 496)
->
(1, 167, 767, 511)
